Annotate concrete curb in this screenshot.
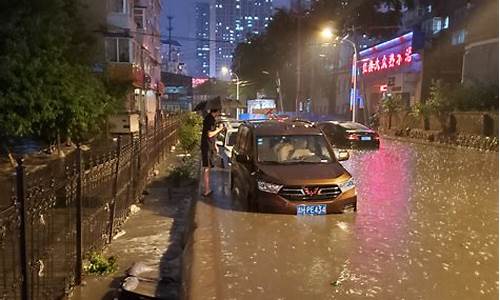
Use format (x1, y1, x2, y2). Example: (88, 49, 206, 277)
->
(179, 183, 199, 300)
(182, 199, 222, 300)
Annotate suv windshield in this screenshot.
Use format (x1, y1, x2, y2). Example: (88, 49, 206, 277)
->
(257, 135, 334, 164)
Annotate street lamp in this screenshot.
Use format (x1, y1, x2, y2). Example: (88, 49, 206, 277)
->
(321, 27, 359, 123)
(321, 27, 335, 40)
(221, 66, 241, 119)
(221, 66, 240, 102)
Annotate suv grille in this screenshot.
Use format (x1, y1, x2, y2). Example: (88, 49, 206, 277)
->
(279, 185, 341, 201)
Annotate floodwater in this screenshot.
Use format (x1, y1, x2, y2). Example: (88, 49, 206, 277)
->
(190, 139, 498, 300)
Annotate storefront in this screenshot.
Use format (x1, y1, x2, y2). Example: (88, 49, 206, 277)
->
(357, 32, 423, 115)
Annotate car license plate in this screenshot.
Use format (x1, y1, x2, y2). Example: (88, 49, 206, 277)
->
(297, 204, 327, 216)
(361, 136, 372, 141)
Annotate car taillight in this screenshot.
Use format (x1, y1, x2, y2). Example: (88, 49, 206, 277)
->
(347, 134, 359, 141)
(373, 133, 380, 140)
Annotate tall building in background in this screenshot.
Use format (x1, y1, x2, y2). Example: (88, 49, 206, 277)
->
(215, 0, 274, 78)
(195, 2, 211, 77)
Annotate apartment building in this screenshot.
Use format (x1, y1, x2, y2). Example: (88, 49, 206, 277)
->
(82, 0, 163, 130)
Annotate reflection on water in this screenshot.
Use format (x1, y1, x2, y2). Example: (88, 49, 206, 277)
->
(200, 139, 498, 300)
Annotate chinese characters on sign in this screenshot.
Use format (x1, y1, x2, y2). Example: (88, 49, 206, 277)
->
(361, 47, 413, 74)
(192, 77, 209, 87)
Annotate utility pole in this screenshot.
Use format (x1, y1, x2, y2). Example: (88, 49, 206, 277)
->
(276, 71, 284, 113)
(350, 25, 358, 123)
(295, 0, 302, 115)
(167, 16, 174, 71)
(140, 45, 147, 133)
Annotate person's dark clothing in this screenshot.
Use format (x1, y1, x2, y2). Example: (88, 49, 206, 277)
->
(201, 114, 216, 167)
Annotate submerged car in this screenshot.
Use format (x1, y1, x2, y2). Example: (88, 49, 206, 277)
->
(230, 120, 357, 215)
(316, 121, 380, 149)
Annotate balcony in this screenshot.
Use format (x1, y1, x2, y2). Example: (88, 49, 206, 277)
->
(106, 63, 144, 87)
(134, 0, 149, 7)
(107, 12, 136, 30)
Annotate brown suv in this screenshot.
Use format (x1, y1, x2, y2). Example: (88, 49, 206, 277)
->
(230, 120, 357, 215)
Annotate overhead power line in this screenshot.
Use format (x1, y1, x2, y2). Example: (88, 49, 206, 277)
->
(95, 28, 239, 44)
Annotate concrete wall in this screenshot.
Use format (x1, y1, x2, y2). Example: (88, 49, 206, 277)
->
(381, 111, 499, 137)
(380, 111, 423, 131)
(492, 113, 499, 137)
(427, 115, 442, 131)
(452, 112, 485, 136)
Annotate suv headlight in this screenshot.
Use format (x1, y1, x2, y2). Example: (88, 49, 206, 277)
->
(257, 180, 283, 194)
(338, 177, 355, 193)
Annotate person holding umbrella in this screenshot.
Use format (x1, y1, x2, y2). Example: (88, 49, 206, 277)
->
(201, 108, 225, 197)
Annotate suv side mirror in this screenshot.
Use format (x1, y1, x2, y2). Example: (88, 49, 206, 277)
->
(337, 150, 350, 161)
(236, 154, 251, 163)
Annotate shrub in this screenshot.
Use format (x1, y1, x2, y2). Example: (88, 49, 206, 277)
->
(83, 252, 117, 275)
(453, 84, 499, 111)
(168, 157, 199, 186)
(178, 112, 203, 153)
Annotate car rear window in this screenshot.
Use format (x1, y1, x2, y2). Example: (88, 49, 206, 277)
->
(339, 122, 370, 130)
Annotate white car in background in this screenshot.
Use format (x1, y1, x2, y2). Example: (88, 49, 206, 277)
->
(216, 127, 238, 168)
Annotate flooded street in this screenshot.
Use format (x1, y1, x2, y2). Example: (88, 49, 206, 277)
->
(189, 139, 498, 300)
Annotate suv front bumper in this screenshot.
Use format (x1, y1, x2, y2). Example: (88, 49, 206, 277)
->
(256, 188, 357, 214)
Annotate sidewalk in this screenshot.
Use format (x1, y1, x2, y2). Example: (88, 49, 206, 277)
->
(71, 158, 197, 300)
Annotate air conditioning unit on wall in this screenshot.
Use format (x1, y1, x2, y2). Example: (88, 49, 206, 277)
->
(109, 113, 140, 134)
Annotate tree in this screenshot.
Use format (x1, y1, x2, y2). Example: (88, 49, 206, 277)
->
(425, 80, 454, 132)
(0, 0, 120, 149)
(309, 0, 410, 40)
(381, 94, 402, 129)
(232, 1, 414, 111)
(411, 80, 454, 132)
(452, 84, 499, 112)
(194, 79, 231, 99)
(233, 9, 298, 101)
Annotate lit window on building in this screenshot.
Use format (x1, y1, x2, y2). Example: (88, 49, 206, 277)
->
(443, 16, 450, 29)
(452, 29, 467, 45)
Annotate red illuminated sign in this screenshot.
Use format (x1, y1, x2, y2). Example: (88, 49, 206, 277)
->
(192, 78, 209, 87)
(361, 46, 413, 75)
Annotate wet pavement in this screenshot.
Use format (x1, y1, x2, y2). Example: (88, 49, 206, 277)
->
(71, 158, 195, 300)
(187, 138, 498, 300)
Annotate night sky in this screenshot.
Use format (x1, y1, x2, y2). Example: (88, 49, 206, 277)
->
(161, 0, 290, 75)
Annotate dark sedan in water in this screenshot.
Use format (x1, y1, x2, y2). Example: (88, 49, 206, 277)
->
(316, 121, 380, 149)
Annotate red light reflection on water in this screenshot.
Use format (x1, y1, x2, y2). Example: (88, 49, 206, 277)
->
(345, 143, 417, 275)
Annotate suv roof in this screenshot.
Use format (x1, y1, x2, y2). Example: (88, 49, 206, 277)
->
(244, 120, 322, 136)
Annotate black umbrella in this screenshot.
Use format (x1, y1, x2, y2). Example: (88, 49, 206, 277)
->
(192, 100, 207, 111)
(206, 96, 222, 110)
